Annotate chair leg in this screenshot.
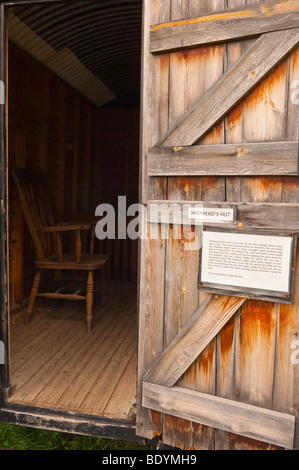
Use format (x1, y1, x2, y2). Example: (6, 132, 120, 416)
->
(86, 270, 94, 332)
(25, 269, 41, 324)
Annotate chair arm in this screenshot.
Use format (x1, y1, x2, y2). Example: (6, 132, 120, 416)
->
(39, 223, 96, 260)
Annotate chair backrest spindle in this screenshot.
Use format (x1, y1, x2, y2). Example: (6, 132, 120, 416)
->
(10, 167, 57, 262)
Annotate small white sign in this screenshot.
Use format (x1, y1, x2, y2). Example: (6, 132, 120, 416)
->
(188, 207, 235, 223)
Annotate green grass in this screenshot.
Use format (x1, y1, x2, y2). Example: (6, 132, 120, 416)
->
(0, 422, 153, 450)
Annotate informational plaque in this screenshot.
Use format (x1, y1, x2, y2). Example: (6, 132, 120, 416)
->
(198, 227, 297, 303)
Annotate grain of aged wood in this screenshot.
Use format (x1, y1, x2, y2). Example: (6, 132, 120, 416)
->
(137, 0, 171, 441)
(144, 295, 246, 388)
(142, 383, 296, 449)
(7, 283, 137, 419)
(147, 142, 299, 176)
(138, 0, 299, 449)
(150, 0, 299, 53)
(158, 29, 299, 147)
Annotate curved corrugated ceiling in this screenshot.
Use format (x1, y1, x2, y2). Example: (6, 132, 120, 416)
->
(9, 1, 143, 107)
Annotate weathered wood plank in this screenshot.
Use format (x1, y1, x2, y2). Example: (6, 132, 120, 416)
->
(147, 200, 299, 231)
(137, 0, 171, 440)
(161, 0, 227, 449)
(274, 46, 299, 450)
(150, 0, 299, 53)
(140, 0, 169, 203)
(144, 295, 246, 388)
(158, 28, 299, 147)
(189, 3, 227, 447)
(226, 34, 289, 449)
(148, 141, 298, 176)
(136, 225, 166, 440)
(142, 383, 296, 449)
(215, 2, 250, 448)
(8, 283, 137, 420)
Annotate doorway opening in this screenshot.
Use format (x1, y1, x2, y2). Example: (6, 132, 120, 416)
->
(6, 2, 142, 423)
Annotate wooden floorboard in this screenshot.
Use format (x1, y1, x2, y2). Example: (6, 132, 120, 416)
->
(7, 282, 138, 421)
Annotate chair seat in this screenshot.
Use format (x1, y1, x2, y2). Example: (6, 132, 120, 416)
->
(35, 253, 109, 270)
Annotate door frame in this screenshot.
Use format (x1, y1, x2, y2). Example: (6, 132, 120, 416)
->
(0, 1, 10, 404)
(0, 0, 146, 443)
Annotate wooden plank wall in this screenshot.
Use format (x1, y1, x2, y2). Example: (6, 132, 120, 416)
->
(95, 108, 140, 284)
(8, 43, 139, 308)
(138, 0, 299, 450)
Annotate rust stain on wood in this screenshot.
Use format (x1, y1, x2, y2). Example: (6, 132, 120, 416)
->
(239, 300, 276, 348)
(151, 10, 254, 32)
(176, 417, 194, 434)
(181, 361, 197, 386)
(237, 146, 250, 157)
(290, 45, 299, 73)
(201, 175, 222, 190)
(174, 46, 217, 64)
(196, 343, 215, 378)
(279, 303, 296, 333)
(229, 433, 274, 450)
(159, 53, 170, 72)
(151, 1, 299, 33)
(283, 176, 299, 191)
(173, 146, 183, 153)
(201, 121, 224, 144)
(226, 102, 243, 128)
(150, 409, 162, 430)
(244, 61, 287, 110)
(242, 176, 283, 202)
(220, 317, 235, 358)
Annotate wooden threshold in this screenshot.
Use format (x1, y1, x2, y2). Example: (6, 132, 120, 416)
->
(6, 282, 137, 422)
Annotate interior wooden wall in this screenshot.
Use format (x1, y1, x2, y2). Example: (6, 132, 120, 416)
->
(8, 42, 139, 309)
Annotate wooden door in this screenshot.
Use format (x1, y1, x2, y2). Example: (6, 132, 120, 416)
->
(137, 0, 299, 450)
(0, 3, 10, 403)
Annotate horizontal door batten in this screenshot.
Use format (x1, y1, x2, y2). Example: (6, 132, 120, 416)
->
(150, 0, 299, 53)
(148, 141, 299, 176)
(146, 200, 299, 231)
(143, 383, 295, 449)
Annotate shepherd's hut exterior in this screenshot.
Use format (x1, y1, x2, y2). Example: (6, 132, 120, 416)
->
(0, 0, 298, 451)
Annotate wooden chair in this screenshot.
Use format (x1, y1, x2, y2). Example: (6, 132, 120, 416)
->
(10, 167, 108, 332)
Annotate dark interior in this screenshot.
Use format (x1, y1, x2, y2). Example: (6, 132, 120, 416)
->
(6, 1, 143, 420)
